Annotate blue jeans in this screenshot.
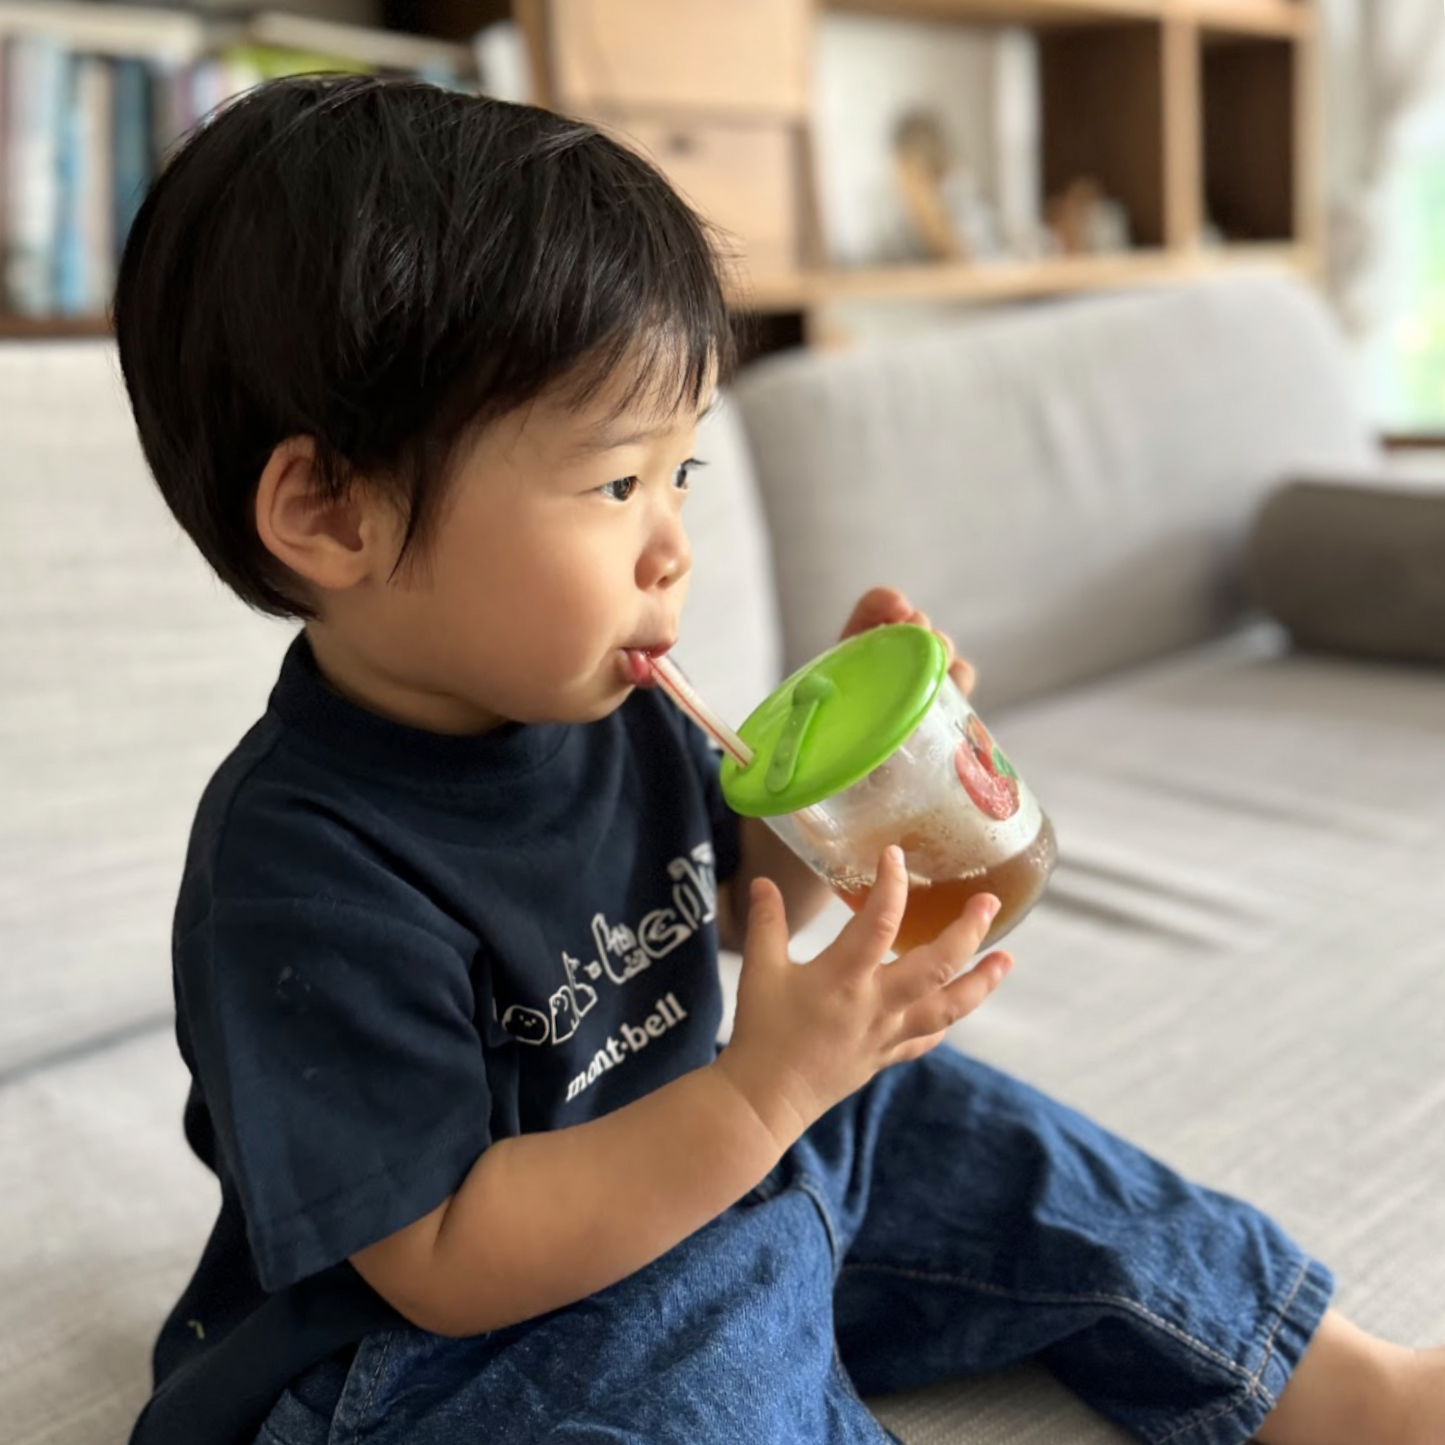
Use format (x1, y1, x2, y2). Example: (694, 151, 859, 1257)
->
(256, 1047, 1332, 1445)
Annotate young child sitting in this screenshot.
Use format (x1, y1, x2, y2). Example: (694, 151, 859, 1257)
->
(115, 76, 1443, 1445)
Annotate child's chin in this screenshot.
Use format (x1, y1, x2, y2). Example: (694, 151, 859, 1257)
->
(552, 680, 636, 725)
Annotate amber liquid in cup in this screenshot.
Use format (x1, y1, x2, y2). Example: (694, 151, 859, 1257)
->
(834, 814, 1057, 954)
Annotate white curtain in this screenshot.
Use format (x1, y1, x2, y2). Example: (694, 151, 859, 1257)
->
(1323, 0, 1445, 332)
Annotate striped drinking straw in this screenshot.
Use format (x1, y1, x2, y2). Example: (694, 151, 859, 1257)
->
(650, 655, 755, 769)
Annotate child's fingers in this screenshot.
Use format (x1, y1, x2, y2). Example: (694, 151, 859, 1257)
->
(882, 892, 1000, 1007)
(896, 952, 1013, 1044)
(904, 608, 975, 693)
(949, 657, 977, 696)
(839, 587, 913, 639)
(740, 877, 790, 974)
(830, 846, 908, 969)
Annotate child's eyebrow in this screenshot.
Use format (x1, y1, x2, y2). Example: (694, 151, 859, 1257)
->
(569, 399, 718, 458)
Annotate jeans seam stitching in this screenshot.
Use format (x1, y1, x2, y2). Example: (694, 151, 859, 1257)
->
(839, 1260, 1252, 1382)
(795, 1170, 843, 1273)
(1150, 1257, 1310, 1445)
(332, 1331, 395, 1445)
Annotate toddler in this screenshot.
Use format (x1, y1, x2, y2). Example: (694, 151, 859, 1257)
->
(115, 76, 1443, 1445)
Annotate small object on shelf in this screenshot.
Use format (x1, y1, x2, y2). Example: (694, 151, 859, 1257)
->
(1088, 195, 1131, 255)
(892, 110, 964, 261)
(1044, 176, 1132, 257)
(941, 164, 1003, 264)
(892, 109, 1002, 264)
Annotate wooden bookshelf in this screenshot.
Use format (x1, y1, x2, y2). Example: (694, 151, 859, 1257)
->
(518, 0, 1321, 348)
(0, 1, 476, 341)
(0, 314, 111, 339)
(831, 0, 1310, 34)
(830, 0, 1162, 27)
(734, 242, 1315, 311)
(2, 0, 1322, 345)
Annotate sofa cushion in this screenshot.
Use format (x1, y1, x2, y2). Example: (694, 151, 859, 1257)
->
(1247, 473, 1445, 665)
(0, 342, 294, 1077)
(0, 1027, 211, 1445)
(733, 276, 1378, 713)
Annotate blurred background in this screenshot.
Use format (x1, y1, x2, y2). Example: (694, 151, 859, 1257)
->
(0, 0, 1442, 434)
(8, 8, 1445, 1445)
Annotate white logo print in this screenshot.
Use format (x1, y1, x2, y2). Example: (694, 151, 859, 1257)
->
(499, 843, 715, 1050)
(564, 993, 690, 1102)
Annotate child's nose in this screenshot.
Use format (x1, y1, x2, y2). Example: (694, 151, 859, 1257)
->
(638, 516, 692, 592)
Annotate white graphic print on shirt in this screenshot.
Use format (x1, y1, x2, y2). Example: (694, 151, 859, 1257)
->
(497, 843, 716, 1065)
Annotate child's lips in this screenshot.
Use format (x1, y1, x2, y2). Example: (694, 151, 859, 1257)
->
(622, 643, 672, 688)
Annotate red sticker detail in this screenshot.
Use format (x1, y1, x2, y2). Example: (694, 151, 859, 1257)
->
(954, 716, 1021, 821)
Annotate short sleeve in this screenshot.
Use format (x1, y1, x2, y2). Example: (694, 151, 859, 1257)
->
(670, 706, 743, 885)
(178, 820, 491, 1293)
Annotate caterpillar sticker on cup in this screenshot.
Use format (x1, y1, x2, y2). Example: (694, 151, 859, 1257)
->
(719, 625, 1057, 955)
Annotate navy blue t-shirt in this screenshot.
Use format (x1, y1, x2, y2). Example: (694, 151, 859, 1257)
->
(130, 637, 741, 1445)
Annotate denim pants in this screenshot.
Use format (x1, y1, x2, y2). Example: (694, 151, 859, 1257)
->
(256, 1047, 1332, 1445)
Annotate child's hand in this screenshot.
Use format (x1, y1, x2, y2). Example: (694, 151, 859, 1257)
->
(839, 586, 976, 697)
(716, 846, 1012, 1146)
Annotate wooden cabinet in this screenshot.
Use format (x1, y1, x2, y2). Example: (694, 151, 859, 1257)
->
(546, 0, 811, 117)
(519, 0, 819, 288)
(606, 118, 804, 276)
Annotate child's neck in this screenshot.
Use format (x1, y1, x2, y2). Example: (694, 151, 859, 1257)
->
(305, 623, 507, 737)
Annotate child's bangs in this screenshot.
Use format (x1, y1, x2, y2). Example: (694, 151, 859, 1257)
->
(557, 316, 725, 431)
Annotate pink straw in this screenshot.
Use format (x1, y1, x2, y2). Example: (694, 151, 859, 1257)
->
(650, 655, 755, 768)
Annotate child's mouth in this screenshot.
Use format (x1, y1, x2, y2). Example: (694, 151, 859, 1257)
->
(623, 646, 670, 688)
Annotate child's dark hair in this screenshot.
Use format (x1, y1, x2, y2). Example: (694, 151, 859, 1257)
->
(113, 76, 737, 618)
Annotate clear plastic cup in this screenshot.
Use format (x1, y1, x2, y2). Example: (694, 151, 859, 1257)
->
(719, 626, 1057, 954)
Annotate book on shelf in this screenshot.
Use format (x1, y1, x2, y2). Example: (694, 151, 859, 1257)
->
(3, 36, 66, 316)
(0, 2, 479, 325)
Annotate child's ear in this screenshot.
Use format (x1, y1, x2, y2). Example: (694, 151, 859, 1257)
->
(254, 437, 400, 594)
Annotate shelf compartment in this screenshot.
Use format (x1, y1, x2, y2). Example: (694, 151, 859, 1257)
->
(1201, 30, 1297, 242)
(1040, 21, 1167, 249)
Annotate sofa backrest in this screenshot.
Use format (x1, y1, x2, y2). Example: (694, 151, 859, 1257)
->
(672, 397, 785, 727)
(0, 343, 295, 1076)
(733, 275, 1377, 713)
(0, 342, 778, 1077)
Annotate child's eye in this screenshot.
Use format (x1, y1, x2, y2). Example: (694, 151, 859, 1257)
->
(599, 476, 639, 502)
(674, 457, 706, 491)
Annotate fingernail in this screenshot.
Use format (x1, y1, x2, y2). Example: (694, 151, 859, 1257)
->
(983, 897, 1001, 922)
(886, 845, 904, 869)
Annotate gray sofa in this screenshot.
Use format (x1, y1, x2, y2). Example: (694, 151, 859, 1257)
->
(5, 274, 1443, 1445)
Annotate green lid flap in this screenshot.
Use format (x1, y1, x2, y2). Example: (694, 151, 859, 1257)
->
(720, 624, 948, 817)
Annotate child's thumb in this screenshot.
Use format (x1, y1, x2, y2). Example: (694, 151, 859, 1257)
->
(741, 877, 789, 969)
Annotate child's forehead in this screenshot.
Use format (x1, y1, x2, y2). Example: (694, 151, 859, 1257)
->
(544, 350, 718, 448)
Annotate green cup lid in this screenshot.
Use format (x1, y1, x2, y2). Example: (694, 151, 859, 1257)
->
(720, 624, 949, 817)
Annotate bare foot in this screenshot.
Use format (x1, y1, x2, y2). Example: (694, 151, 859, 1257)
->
(1397, 1345, 1445, 1445)
(1256, 1311, 1416, 1445)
